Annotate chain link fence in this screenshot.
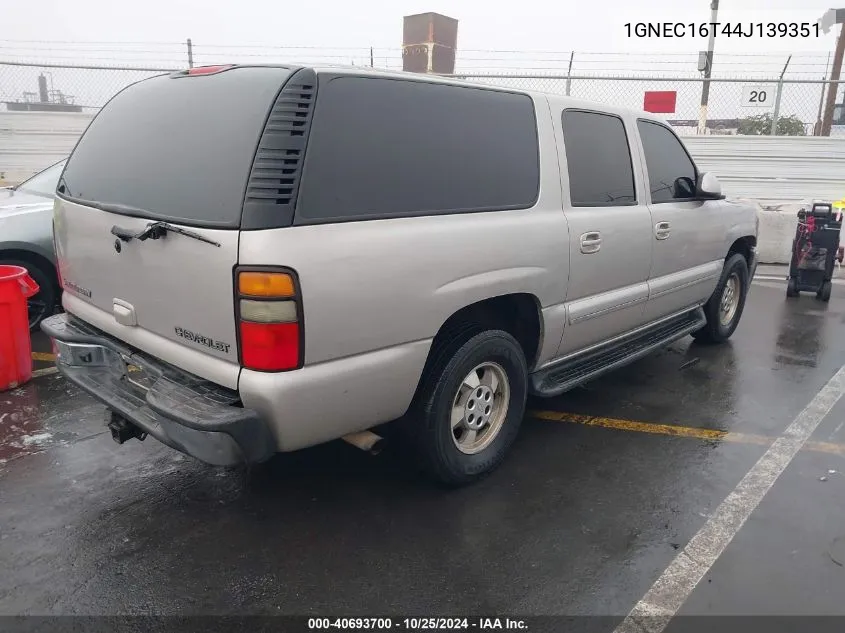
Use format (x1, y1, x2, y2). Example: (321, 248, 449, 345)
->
(455, 74, 844, 137)
(1, 61, 843, 136)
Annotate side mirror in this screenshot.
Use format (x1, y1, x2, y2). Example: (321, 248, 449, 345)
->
(697, 172, 722, 199)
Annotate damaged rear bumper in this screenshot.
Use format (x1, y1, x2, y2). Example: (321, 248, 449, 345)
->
(41, 313, 275, 466)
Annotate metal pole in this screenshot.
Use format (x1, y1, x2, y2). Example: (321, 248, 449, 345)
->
(821, 22, 845, 136)
(370, 47, 374, 67)
(565, 52, 575, 96)
(815, 52, 832, 135)
(698, 0, 719, 135)
(770, 55, 791, 135)
(186, 38, 194, 68)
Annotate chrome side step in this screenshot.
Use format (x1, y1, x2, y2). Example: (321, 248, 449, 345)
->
(531, 307, 706, 397)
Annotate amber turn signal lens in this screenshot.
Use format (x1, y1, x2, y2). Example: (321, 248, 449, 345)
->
(238, 272, 295, 298)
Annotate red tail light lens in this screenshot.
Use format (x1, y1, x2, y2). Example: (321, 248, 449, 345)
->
(236, 268, 302, 372)
(239, 322, 299, 371)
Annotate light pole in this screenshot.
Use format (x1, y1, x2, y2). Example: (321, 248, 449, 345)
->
(698, 0, 719, 135)
(818, 9, 845, 136)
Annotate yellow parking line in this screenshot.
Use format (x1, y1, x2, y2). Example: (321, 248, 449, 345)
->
(529, 410, 845, 458)
(31, 352, 57, 362)
(31, 366, 59, 378)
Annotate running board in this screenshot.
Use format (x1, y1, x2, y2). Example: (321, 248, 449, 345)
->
(531, 307, 707, 397)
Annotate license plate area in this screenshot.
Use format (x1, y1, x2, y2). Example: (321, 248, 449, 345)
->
(55, 341, 115, 368)
(54, 341, 154, 393)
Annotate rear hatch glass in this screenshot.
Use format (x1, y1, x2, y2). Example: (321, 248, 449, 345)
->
(52, 66, 292, 388)
(59, 66, 293, 228)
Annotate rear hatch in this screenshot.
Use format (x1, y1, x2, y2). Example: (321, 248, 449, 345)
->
(53, 65, 294, 389)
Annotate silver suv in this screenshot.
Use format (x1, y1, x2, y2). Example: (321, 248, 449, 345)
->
(42, 64, 758, 485)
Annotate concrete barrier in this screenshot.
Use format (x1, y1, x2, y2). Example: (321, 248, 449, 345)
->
(750, 200, 843, 265)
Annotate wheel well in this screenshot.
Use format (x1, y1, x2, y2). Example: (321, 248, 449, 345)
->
(728, 236, 756, 266)
(430, 294, 543, 370)
(0, 249, 58, 290)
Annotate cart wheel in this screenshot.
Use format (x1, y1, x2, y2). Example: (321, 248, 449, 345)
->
(817, 281, 832, 302)
(786, 278, 799, 298)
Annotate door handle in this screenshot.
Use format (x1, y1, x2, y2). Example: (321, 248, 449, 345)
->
(655, 221, 671, 240)
(580, 231, 602, 254)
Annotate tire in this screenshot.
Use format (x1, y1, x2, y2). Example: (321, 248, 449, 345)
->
(786, 278, 799, 298)
(403, 328, 528, 487)
(817, 281, 832, 303)
(0, 258, 56, 331)
(692, 253, 749, 345)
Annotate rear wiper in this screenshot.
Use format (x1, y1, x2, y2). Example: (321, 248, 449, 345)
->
(111, 221, 221, 247)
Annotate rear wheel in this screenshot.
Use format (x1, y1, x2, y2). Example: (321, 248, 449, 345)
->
(817, 281, 832, 303)
(403, 328, 527, 486)
(786, 278, 799, 298)
(0, 258, 56, 331)
(692, 253, 749, 345)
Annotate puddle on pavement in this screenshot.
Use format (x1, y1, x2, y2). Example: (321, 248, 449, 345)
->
(0, 375, 100, 464)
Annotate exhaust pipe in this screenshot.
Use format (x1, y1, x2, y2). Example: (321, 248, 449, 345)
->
(342, 430, 385, 455)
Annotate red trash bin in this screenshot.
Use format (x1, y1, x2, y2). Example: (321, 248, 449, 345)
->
(0, 265, 40, 392)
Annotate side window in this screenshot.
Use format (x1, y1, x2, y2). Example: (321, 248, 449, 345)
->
(561, 110, 636, 207)
(295, 76, 540, 223)
(637, 120, 698, 204)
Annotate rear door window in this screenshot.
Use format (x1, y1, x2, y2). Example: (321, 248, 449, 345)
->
(58, 66, 292, 228)
(561, 110, 637, 207)
(295, 76, 540, 223)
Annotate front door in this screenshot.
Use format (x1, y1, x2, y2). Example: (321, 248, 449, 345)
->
(555, 108, 654, 357)
(634, 120, 725, 323)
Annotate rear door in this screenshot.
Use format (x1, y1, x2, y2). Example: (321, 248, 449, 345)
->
(555, 108, 654, 357)
(53, 66, 293, 388)
(634, 120, 725, 323)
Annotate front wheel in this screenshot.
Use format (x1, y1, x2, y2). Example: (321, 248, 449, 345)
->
(404, 329, 528, 486)
(692, 253, 749, 345)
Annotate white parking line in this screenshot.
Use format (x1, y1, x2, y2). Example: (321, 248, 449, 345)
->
(753, 274, 845, 286)
(614, 364, 845, 633)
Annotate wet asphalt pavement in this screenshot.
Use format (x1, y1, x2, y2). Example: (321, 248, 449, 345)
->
(1, 271, 845, 625)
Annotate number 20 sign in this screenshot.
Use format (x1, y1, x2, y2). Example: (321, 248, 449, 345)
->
(741, 85, 774, 107)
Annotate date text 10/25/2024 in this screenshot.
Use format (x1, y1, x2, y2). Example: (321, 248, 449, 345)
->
(308, 618, 528, 630)
(625, 22, 821, 38)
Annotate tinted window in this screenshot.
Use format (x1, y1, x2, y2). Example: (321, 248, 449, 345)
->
(59, 67, 292, 228)
(296, 77, 539, 223)
(637, 120, 698, 204)
(17, 160, 66, 198)
(561, 110, 636, 207)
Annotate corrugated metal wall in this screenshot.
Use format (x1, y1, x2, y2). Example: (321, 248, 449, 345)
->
(683, 136, 845, 203)
(0, 111, 94, 185)
(2, 112, 845, 204)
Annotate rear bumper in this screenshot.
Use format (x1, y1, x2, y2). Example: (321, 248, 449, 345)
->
(40, 313, 275, 466)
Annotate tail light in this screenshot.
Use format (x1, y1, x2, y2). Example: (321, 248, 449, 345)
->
(236, 268, 302, 371)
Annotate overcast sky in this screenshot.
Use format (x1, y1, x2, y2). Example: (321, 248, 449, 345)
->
(3, 0, 840, 57)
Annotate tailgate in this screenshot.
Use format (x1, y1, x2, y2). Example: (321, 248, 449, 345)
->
(52, 65, 295, 389)
(54, 198, 241, 387)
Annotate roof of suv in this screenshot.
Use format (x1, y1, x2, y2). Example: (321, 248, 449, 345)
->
(177, 63, 671, 126)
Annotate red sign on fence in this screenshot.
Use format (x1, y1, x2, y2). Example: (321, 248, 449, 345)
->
(643, 91, 677, 114)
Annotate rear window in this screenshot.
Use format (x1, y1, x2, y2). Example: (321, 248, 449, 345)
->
(295, 76, 540, 224)
(58, 66, 292, 228)
(561, 110, 636, 207)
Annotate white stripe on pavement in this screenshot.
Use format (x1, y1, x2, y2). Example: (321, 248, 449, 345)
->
(753, 275, 845, 286)
(614, 364, 845, 633)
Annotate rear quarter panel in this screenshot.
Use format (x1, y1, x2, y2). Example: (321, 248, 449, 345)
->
(237, 95, 569, 446)
(0, 204, 56, 264)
